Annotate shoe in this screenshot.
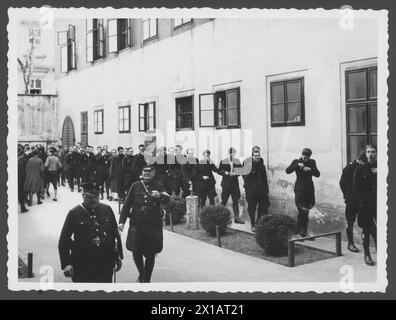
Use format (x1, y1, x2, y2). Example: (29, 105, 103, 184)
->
(364, 254, 375, 266)
(347, 243, 359, 253)
(46, 191, 50, 197)
(234, 217, 245, 224)
(78, 189, 81, 193)
(114, 198, 119, 202)
(251, 226, 256, 233)
(136, 275, 143, 283)
(21, 208, 28, 213)
(305, 233, 315, 241)
(27, 201, 32, 206)
(100, 195, 104, 200)
(61, 183, 66, 186)
(37, 201, 43, 205)
(53, 198, 57, 201)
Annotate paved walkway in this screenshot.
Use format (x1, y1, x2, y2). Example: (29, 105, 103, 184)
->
(18, 186, 377, 283)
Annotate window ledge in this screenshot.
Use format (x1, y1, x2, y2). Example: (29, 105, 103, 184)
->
(176, 127, 194, 132)
(174, 20, 193, 30)
(143, 35, 159, 44)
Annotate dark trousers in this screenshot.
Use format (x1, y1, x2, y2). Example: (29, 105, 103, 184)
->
(221, 186, 241, 219)
(68, 170, 80, 191)
(246, 188, 268, 227)
(72, 268, 113, 283)
(18, 181, 26, 210)
(345, 201, 359, 229)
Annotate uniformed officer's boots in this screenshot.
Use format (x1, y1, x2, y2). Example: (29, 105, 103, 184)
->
(362, 233, 374, 266)
(346, 227, 359, 252)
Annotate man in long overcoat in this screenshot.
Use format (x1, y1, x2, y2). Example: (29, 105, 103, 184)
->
(110, 146, 124, 201)
(24, 150, 44, 206)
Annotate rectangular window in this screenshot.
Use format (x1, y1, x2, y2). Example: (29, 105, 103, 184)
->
(118, 105, 131, 133)
(270, 78, 305, 127)
(81, 111, 88, 147)
(174, 18, 192, 28)
(346, 67, 377, 162)
(214, 88, 241, 128)
(29, 79, 42, 94)
(199, 93, 215, 127)
(58, 25, 76, 73)
(176, 96, 194, 130)
(138, 102, 156, 132)
(142, 18, 157, 41)
(94, 109, 104, 134)
(86, 19, 104, 62)
(108, 19, 131, 53)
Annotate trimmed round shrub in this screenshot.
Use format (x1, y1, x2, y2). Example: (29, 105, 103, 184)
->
(163, 195, 186, 225)
(200, 205, 231, 237)
(256, 214, 298, 256)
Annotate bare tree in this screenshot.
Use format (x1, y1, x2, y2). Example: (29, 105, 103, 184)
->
(17, 33, 35, 94)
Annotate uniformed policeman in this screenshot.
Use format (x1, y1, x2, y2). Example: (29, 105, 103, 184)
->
(339, 152, 366, 252)
(118, 165, 170, 283)
(58, 183, 123, 283)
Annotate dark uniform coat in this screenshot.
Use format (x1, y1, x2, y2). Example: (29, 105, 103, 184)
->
(168, 155, 186, 195)
(24, 156, 44, 193)
(153, 154, 172, 194)
(109, 154, 124, 193)
(133, 153, 148, 174)
(122, 155, 136, 192)
(195, 159, 218, 199)
(217, 157, 242, 202)
(58, 203, 123, 283)
(242, 157, 270, 204)
(352, 161, 377, 229)
(119, 179, 170, 256)
(286, 158, 320, 208)
(181, 156, 199, 194)
(94, 153, 108, 186)
(340, 160, 361, 227)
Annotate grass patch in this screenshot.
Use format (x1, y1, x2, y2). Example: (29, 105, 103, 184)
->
(165, 222, 336, 267)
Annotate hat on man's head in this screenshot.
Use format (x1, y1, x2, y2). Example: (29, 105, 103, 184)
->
(81, 183, 102, 195)
(142, 164, 155, 172)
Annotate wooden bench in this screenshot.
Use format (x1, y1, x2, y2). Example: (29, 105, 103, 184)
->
(287, 231, 342, 267)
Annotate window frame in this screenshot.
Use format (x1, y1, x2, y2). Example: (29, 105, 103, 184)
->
(345, 67, 377, 162)
(270, 77, 305, 127)
(142, 18, 158, 41)
(93, 109, 104, 134)
(175, 95, 194, 131)
(59, 24, 76, 73)
(80, 111, 88, 147)
(86, 18, 105, 62)
(199, 93, 215, 127)
(138, 102, 156, 132)
(118, 104, 131, 133)
(214, 87, 241, 129)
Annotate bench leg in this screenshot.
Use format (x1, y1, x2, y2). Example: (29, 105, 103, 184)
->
(288, 241, 295, 267)
(336, 232, 342, 256)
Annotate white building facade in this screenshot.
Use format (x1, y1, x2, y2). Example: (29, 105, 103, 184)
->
(54, 17, 378, 232)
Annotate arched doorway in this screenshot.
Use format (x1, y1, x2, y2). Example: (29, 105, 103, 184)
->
(61, 116, 75, 148)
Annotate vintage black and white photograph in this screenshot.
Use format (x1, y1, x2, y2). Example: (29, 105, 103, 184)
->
(7, 7, 388, 292)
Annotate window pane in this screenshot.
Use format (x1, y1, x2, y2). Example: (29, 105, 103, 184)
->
(349, 135, 368, 162)
(86, 32, 93, 62)
(271, 103, 284, 124)
(286, 81, 301, 101)
(346, 70, 367, 101)
(61, 46, 68, 72)
(108, 19, 117, 36)
(226, 108, 238, 126)
(271, 84, 284, 103)
(119, 119, 123, 131)
(369, 69, 377, 99)
(118, 108, 122, 120)
(68, 25, 75, 41)
(200, 110, 214, 126)
(226, 90, 238, 109)
(149, 103, 154, 117)
(109, 36, 118, 52)
(139, 118, 145, 131)
(370, 135, 377, 146)
(369, 104, 377, 134)
(150, 19, 157, 37)
(124, 119, 129, 131)
(149, 117, 154, 130)
(143, 19, 149, 39)
(200, 94, 214, 111)
(174, 18, 183, 27)
(348, 106, 367, 133)
(58, 31, 67, 46)
(287, 102, 302, 123)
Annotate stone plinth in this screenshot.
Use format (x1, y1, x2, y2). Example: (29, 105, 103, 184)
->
(186, 195, 200, 229)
